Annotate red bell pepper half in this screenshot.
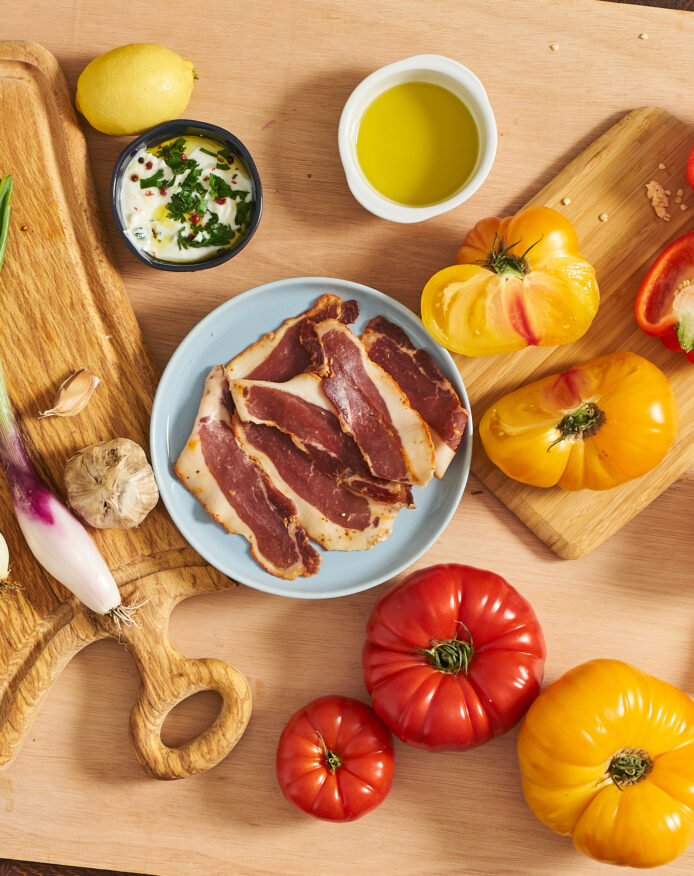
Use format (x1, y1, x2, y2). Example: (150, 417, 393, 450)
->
(635, 231, 694, 364)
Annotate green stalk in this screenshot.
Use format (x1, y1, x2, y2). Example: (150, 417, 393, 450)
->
(0, 175, 13, 272)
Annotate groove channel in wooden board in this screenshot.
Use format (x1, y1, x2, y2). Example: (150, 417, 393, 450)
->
(0, 40, 251, 779)
(456, 107, 694, 559)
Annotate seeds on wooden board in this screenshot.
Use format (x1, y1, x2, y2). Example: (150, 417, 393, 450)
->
(549, 43, 559, 51)
(599, 213, 608, 222)
(561, 197, 571, 205)
(639, 33, 648, 40)
(39, 368, 100, 417)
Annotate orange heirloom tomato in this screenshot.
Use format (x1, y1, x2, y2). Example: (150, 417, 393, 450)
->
(479, 351, 678, 491)
(517, 660, 694, 868)
(421, 206, 599, 356)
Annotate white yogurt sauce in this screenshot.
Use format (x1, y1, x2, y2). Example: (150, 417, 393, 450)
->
(120, 135, 255, 264)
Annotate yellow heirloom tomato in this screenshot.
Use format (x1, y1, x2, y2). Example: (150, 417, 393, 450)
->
(421, 206, 599, 356)
(517, 660, 694, 868)
(479, 352, 678, 491)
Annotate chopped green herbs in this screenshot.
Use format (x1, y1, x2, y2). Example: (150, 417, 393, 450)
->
(235, 197, 253, 226)
(199, 147, 219, 157)
(139, 168, 167, 189)
(208, 173, 234, 199)
(155, 137, 197, 178)
(176, 220, 237, 250)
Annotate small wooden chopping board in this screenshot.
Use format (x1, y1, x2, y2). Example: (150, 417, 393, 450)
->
(0, 40, 251, 779)
(457, 106, 694, 559)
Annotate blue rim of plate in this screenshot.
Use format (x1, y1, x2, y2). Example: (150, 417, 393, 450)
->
(150, 277, 472, 599)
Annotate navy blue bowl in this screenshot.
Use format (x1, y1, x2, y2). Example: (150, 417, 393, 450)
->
(111, 119, 263, 272)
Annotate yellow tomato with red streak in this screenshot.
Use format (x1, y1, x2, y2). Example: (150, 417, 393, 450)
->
(479, 352, 678, 491)
(421, 206, 599, 356)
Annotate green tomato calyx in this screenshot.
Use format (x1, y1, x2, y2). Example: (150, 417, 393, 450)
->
(416, 623, 474, 675)
(609, 748, 653, 789)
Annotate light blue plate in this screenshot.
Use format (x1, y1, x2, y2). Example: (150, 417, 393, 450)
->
(150, 277, 472, 599)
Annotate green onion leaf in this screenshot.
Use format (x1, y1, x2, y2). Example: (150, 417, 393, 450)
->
(0, 175, 13, 272)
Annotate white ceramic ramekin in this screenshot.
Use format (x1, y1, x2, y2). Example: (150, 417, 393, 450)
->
(338, 54, 497, 224)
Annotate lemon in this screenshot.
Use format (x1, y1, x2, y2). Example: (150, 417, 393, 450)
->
(75, 44, 197, 136)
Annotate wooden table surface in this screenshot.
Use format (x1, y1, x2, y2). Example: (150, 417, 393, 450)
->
(1, 0, 693, 874)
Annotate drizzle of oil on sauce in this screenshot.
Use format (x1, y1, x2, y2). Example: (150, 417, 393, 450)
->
(356, 82, 479, 207)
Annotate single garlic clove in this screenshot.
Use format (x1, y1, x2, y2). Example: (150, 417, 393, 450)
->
(0, 531, 9, 582)
(40, 368, 100, 418)
(64, 437, 159, 529)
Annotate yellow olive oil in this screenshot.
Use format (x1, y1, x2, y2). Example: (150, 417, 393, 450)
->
(356, 82, 479, 207)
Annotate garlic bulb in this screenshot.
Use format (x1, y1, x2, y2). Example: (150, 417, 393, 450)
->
(40, 369, 100, 418)
(0, 531, 8, 581)
(64, 438, 159, 529)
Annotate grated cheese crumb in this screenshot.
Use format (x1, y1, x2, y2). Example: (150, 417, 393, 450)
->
(658, 163, 666, 170)
(677, 189, 684, 197)
(682, 203, 689, 211)
(645, 180, 671, 221)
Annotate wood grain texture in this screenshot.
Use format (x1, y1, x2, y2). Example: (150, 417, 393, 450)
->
(458, 107, 694, 558)
(1, 1, 694, 875)
(0, 41, 251, 781)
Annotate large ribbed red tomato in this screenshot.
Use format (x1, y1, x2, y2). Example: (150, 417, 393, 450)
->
(363, 564, 546, 751)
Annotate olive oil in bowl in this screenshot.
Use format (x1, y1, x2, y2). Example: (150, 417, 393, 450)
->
(356, 82, 479, 207)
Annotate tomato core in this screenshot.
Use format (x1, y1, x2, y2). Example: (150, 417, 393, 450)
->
(608, 748, 653, 788)
(416, 626, 474, 675)
(317, 732, 342, 775)
(552, 401, 605, 447)
(484, 233, 543, 278)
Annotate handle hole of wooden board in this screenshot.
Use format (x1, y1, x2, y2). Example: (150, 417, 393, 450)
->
(160, 690, 223, 748)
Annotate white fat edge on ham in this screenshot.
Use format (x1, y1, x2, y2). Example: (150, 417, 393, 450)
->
(174, 366, 318, 580)
(306, 320, 435, 488)
(232, 414, 396, 552)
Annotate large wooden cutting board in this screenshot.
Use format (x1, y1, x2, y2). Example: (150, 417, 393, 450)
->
(458, 107, 694, 559)
(0, 41, 251, 780)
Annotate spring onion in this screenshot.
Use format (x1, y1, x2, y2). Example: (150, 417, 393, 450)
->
(0, 174, 132, 621)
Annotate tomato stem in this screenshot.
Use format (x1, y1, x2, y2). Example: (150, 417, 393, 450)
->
(483, 233, 543, 278)
(548, 401, 606, 450)
(316, 731, 342, 774)
(608, 748, 653, 789)
(416, 623, 474, 675)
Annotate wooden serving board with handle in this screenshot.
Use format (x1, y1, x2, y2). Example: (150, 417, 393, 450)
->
(458, 106, 694, 559)
(0, 40, 251, 780)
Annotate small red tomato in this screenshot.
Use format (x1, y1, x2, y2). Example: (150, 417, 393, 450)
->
(276, 695, 394, 821)
(363, 564, 546, 751)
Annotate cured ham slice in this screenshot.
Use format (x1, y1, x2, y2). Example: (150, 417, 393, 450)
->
(175, 366, 320, 579)
(233, 416, 397, 551)
(229, 373, 414, 508)
(226, 293, 359, 382)
(300, 319, 435, 487)
(361, 316, 469, 478)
